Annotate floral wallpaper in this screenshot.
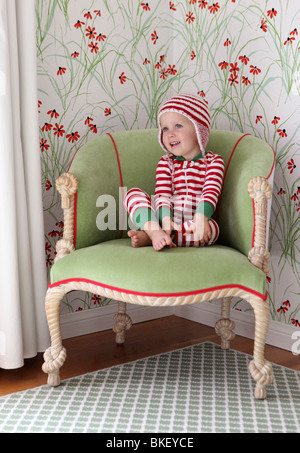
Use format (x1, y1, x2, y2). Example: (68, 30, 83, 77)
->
(36, 0, 299, 328)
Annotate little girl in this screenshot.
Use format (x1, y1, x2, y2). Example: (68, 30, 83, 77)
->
(124, 94, 225, 251)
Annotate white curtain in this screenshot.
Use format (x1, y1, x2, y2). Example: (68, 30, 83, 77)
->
(0, 0, 49, 369)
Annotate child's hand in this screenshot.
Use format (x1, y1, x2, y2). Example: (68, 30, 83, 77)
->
(185, 213, 212, 247)
(161, 216, 181, 235)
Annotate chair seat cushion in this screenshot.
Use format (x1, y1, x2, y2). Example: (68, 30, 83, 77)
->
(49, 239, 267, 301)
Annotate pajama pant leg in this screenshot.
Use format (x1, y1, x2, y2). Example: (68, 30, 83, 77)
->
(175, 218, 220, 247)
(124, 188, 220, 247)
(123, 188, 157, 230)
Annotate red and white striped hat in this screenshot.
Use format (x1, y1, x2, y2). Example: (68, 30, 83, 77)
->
(157, 93, 211, 158)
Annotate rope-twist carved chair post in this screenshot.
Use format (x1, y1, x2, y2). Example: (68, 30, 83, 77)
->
(42, 173, 78, 386)
(54, 173, 78, 262)
(247, 176, 273, 399)
(42, 286, 67, 386)
(113, 301, 133, 344)
(247, 176, 272, 275)
(215, 297, 236, 349)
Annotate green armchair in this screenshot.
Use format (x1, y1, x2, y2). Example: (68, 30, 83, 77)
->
(42, 128, 275, 399)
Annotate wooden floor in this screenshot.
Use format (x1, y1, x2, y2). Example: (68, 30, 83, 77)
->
(0, 315, 299, 397)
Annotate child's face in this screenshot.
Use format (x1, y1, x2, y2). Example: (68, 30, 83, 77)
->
(160, 112, 200, 161)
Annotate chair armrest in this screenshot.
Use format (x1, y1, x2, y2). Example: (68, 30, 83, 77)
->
(54, 172, 79, 262)
(247, 177, 272, 275)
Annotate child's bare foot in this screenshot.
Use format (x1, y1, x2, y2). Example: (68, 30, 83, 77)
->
(149, 229, 176, 251)
(128, 230, 152, 248)
(128, 222, 176, 251)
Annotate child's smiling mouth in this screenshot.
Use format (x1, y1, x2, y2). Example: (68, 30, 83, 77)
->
(170, 141, 180, 148)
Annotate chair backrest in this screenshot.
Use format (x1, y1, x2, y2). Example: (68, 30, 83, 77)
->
(68, 129, 275, 256)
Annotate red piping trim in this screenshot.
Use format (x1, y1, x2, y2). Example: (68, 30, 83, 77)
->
(217, 133, 250, 223)
(73, 192, 77, 248)
(49, 277, 267, 301)
(106, 133, 125, 239)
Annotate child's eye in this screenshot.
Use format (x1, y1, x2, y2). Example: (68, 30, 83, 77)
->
(162, 127, 168, 132)
(175, 124, 182, 129)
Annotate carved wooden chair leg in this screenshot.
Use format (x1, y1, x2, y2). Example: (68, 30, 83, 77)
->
(215, 297, 236, 349)
(113, 301, 132, 344)
(42, 286, 66, 387)
(248, 297, 273, 399)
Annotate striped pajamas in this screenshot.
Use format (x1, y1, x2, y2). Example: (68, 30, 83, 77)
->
(124, 151, 224, 247)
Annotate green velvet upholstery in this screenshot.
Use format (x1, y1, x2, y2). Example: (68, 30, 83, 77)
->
(51, 129, 274, 300)
(50, 239, 267, 300)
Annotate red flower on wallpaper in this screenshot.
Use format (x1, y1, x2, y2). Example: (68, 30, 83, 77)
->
(250, 65, 261, 75)
(256, 115, 262, 123)
(155, 61, 161, 70)
(191, 51, 196, 60)
(272, 116, 280, 124)
(169, 2, 176, 10)
(230, 62, 239, 72)
(186, 12, 195, 24)
(189, 0, 197, 4)
(92, 294, 102, 305)
(85, 116, 93, 125)
(71, 51, 79, 58)
(208, 3, 220, 14)
(224, 38, 231, 46)
(57, 67, 66, 76)
(45, 242, 51, 253)
(277, 188, 286, 195)
(94, 10, 101, 16)
(260, 19, 267, 32)
(239, 55, 249, 65)
(287, 159, 296, 173)
(40, 138, 49, 151)
(242, 76, 251, 86)
(89, 42, 99, 54)
(291, 193, 298, 202)
(228, 73, 238, 85)
(198, 90, 205, 98)
(199, 1, 207, 9)
(45, 180, 52, 191)
(290, 28, 298, 36)
(96, 33, 107, 42)
(42, 122, 53, 132)
(291, 318, 300, 327)
(56, 220, 64, 229)
(89, 123, 98, 134)
(84, 11, 92, 20)
(47, 109, 59, 119)
(143, 58, 150, 65)
(66, 131, 80, 143)
(219, 61, 228, 70)
(119, 72, 127, 84)
(267, 8, 277, 19)
(160, 68, 168, 79)
(284, 36, 295, 45)
(167, 64, 177, 75)
(278, 128, 287, 138)
(151, 31, 158, 44)
(46, 254, 53, 267)
(141, 2, 150, 11)
(104, 108, 111, 116)
(74, 20, 85, 29)
(86, 26, 96, 40)
(53, 123, 65, 137)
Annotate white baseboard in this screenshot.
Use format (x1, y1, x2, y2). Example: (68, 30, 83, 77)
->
(61, 300, 299, 354)
(175, 301, 299, 353)
(61, 301, 173, 340)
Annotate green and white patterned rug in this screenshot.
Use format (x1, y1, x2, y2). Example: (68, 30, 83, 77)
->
(0, 342, 299, 433)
